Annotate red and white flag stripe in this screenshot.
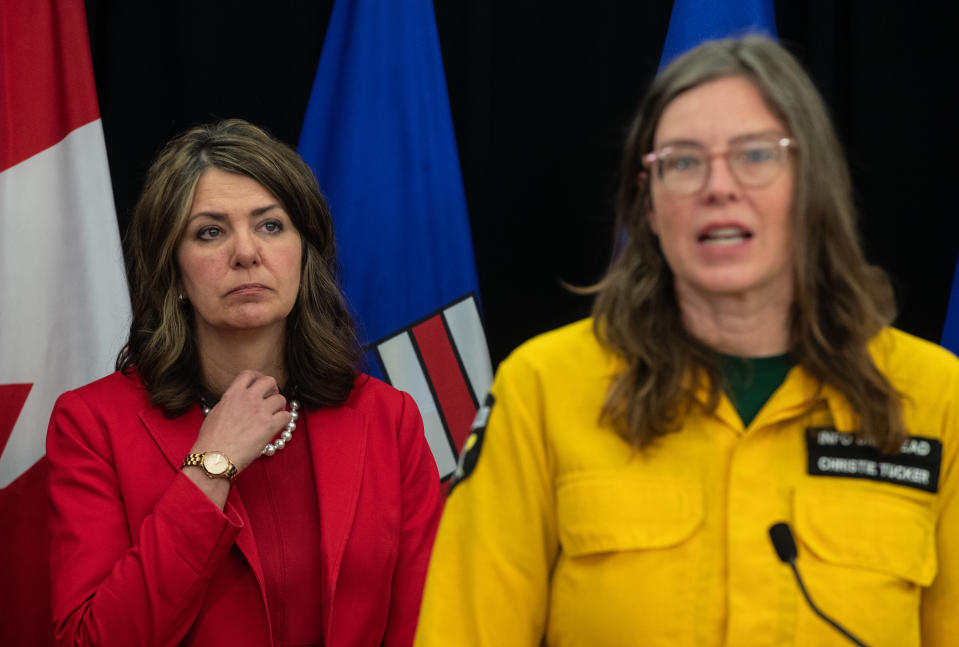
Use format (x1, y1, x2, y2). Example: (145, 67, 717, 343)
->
(374, 294, 493, 479)
(2, 2, 129, 643)
(0, 0, 130, 489)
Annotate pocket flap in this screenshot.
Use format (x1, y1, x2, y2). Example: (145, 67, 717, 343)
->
(794, 485, 937, 585)
(557, 472, 703, 557)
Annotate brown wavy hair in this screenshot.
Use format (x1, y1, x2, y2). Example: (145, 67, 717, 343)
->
(591, 36, 904, 451)
(117, 119, 361, 415)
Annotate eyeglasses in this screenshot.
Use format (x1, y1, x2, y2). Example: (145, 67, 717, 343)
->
(642, 136, 795, 196)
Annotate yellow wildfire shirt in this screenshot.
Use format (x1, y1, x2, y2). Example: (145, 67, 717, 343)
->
(414, 320, 959, 647)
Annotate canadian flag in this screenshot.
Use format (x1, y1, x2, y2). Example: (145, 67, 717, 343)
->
(0, 0, 130, 643)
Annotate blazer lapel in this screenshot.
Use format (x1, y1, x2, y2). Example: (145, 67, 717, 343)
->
(306, 405, 368, 640)
(138, 405, 266, 589)
(138, 405, 201, 472)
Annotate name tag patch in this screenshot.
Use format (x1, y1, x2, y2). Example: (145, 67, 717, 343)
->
(806, 427, 942, 493)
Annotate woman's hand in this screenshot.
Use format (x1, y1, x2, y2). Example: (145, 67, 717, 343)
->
(190, 369, 292, 472)
(182, 370, 291, 508)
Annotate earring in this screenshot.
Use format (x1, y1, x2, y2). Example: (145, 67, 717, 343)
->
(178, 293, 186, 304)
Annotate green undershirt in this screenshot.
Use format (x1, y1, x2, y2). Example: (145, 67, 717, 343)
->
(719, 353, 795, 428)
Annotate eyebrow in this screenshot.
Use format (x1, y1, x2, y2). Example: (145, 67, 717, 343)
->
(188, 203, 282, 221)
(654, 130, 787, 150)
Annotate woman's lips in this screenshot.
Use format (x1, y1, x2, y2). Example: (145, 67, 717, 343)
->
(698, 224, 753, 246)
(226, 283, 269, 295)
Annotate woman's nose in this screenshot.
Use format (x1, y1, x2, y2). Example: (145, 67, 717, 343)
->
(702, 154, 741, 202)
(231, 230, 260, 267)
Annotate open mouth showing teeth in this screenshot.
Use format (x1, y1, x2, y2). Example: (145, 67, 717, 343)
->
(699, 227, 752, 245)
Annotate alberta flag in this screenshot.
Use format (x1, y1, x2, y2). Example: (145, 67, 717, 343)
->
(660, 0, 777, 66)
(298, 0, 492, 479)
(0, 0, 130, 644)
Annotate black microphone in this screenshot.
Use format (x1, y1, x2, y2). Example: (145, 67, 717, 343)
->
(767, 522, 869, 647)
(769, 522, 797, 563)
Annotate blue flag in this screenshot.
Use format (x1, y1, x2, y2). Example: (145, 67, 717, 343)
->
(660, 0, 777, 68)
(298, 0, 492, 478)
(942, 256, 959, 354)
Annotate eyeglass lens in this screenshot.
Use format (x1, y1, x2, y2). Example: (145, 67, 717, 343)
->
(655, 139, 789, 195)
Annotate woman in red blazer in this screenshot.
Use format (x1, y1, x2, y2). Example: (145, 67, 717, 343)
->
(47, 119, 443, 647)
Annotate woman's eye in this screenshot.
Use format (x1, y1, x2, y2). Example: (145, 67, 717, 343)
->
(197, 226, 222, 240)
(738, 147, 775, 164)
(668, 155, 702, 172)
(262, 220, 283, 233)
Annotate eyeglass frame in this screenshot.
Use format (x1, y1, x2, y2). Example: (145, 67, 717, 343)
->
(641, 135, 796, 196)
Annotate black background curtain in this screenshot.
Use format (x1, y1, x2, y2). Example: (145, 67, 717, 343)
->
(85, 0, 958, 367)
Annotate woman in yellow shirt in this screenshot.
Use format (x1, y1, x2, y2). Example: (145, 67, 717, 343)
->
(414, 36, 958, 646)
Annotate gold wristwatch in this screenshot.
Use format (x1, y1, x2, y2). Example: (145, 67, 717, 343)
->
(182, 451, 237, 481)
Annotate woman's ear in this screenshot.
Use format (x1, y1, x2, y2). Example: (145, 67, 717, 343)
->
(173, 272, 188, 304)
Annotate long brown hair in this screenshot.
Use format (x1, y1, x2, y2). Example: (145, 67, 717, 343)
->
(592, 36, 904, 450)
(117, 119, 361, 415)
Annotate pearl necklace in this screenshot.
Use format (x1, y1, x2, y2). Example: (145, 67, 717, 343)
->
(201, 399, 300, 456)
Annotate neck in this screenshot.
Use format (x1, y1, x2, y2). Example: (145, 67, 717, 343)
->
(195, 324, 288, 396)
(676, 281, 793, 357)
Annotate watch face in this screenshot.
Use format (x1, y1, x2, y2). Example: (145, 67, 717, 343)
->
(202, 452, 229, 475)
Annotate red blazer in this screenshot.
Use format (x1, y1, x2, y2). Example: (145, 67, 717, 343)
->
(47, 370, 443, 647)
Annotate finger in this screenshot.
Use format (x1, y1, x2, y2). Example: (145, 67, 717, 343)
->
(249, 374, 278, 395)
(247, 371, 270, 390)
(228, 369, 263, 391)
(262, 385, 280, 399)
(271, 410, 294, 436)
(265, 392, 287, 414)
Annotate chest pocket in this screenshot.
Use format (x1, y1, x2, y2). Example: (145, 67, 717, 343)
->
(556, 472, 703, 557)
(793, 483, 937, 585)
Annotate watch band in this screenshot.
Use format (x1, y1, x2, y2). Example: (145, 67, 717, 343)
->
(182, 451, 237, 481)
